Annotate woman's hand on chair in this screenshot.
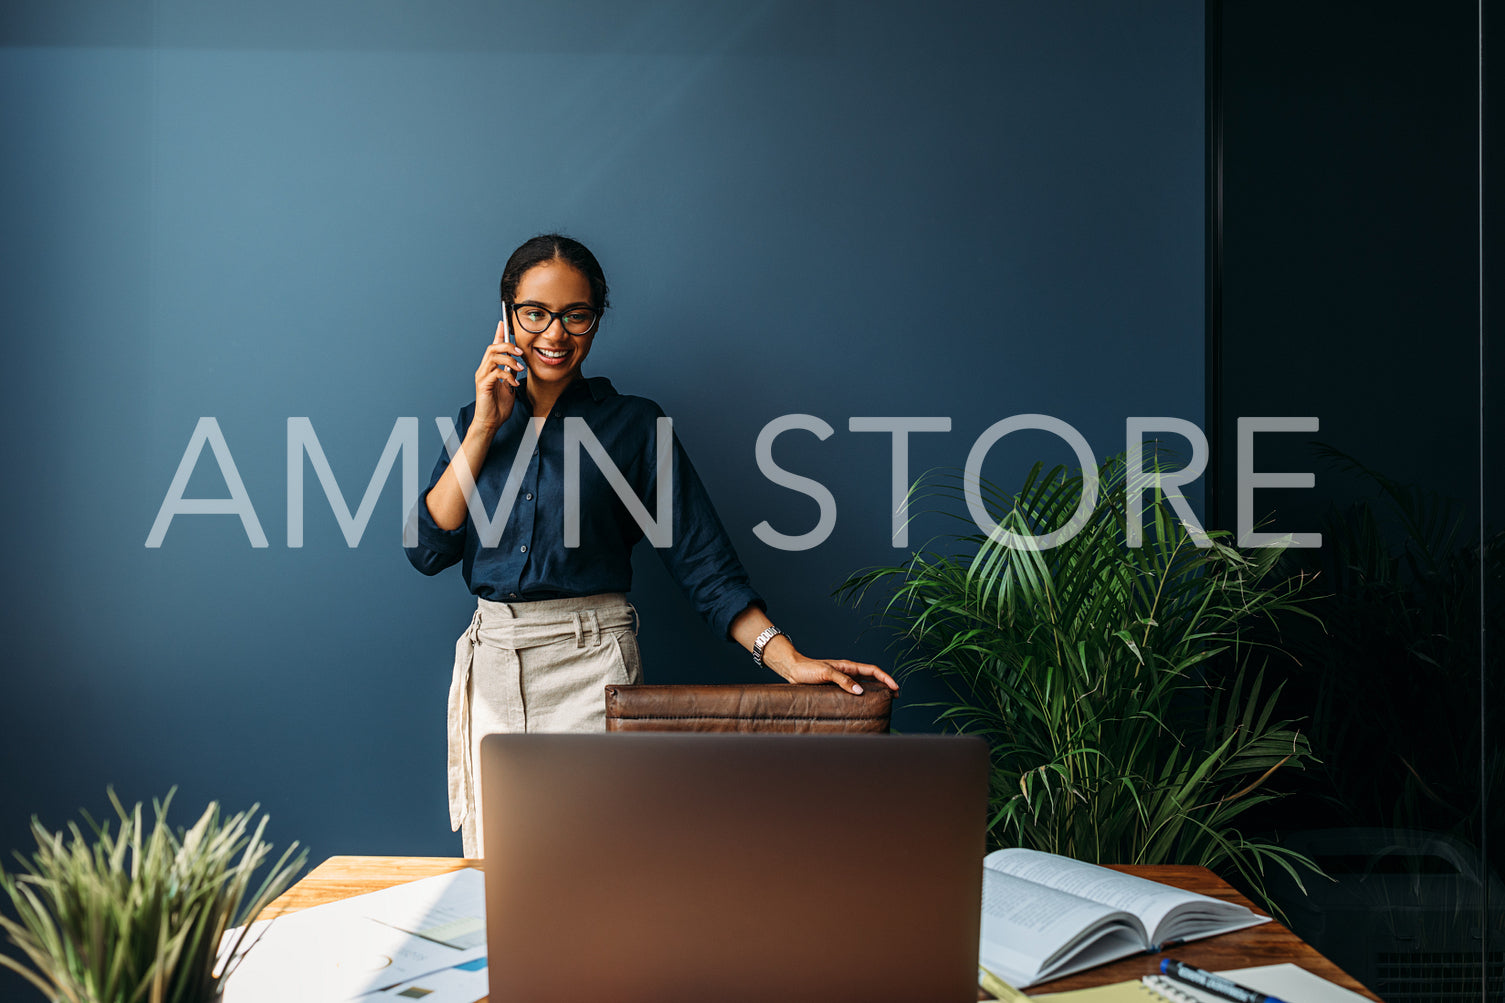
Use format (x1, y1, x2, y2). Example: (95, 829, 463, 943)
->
(760, 635, 898, 695)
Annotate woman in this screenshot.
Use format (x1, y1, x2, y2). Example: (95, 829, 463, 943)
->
(406, 234, 896, 854)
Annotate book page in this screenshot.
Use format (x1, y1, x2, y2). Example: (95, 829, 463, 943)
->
(984, 849, 1255, 945)
(979, 869, 1145, 986)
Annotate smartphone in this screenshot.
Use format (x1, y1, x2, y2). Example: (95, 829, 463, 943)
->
(502, 302, 525, 380)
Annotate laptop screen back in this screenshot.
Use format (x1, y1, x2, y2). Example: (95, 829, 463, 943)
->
(480, 732, 987, 1003)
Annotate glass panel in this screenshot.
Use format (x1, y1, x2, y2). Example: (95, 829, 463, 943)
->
(1213, 2, 1498, 999)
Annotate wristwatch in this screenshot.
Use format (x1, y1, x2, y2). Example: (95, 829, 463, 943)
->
(751, 626, 788, 668)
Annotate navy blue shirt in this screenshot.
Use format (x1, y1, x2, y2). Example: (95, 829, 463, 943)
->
(405, 376, 763, 640)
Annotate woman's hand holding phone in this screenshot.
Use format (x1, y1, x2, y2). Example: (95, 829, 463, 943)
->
(427, 318, 522, 531)
(473, 313, 524, 434)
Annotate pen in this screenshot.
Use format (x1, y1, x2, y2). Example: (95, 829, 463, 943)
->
(1159, 959, 1290, 1003)
(978, 964, 1032, 1002)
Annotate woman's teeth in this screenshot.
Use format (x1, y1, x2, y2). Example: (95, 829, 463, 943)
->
(537, 348, 569, 360)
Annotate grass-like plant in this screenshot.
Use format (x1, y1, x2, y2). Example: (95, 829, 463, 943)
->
(838, 455, 1322, 904)
(0, 790, 306, 1003)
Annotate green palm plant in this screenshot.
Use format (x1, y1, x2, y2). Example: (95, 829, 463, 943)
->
(0, 790, 305, 1003)
(839, 454, 1321, 904)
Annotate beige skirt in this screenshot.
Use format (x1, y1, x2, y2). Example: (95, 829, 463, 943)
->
(447, 593, 641, 856)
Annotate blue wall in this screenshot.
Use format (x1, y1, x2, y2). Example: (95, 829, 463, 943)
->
(0, 0, 1202, 873)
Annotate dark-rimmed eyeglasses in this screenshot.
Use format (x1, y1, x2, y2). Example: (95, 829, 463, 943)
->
(510, 302, 600, 336)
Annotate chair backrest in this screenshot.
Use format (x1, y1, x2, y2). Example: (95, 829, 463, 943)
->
(603, 682, 891, 733)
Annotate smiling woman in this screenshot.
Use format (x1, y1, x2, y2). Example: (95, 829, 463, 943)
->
(403, 233, 897, 855)
(504, 263, 599, 398)
(495, 234, 608, 403)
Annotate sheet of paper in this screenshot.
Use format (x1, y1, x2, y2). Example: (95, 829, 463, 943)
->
(355, 955, 489, 1002)
(217, 868, 487, 1003)
(1142, 963, 1370, 1003)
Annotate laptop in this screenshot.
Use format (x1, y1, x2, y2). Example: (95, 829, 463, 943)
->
(479, 732, 988, 1003)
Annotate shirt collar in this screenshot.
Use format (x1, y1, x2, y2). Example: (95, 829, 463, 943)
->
(581, 376, 617, 402)
(515, 375, 618, 415)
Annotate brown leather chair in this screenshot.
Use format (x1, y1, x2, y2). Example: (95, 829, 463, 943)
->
(603, 683, 891, 734)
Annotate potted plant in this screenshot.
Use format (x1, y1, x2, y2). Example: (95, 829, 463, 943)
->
(838, 454, 1321, 904)
(0, 789, 305, 1003)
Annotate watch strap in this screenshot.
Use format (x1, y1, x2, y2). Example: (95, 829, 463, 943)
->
(751, 626, 787, 668)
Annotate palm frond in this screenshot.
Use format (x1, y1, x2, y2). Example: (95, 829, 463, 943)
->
(837, 453, 1323, 907)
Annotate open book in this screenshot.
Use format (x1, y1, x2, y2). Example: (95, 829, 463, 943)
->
(978, 849, 1269, 988)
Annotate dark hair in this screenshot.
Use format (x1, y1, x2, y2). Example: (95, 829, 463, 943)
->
(499, 233, 611, 314)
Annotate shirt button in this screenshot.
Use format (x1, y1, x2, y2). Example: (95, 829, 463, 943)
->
(519, 545, 527, 553)
(525, 493, 533, 501)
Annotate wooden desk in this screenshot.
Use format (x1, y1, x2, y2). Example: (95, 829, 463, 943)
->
(260, 856, 1383, 1001)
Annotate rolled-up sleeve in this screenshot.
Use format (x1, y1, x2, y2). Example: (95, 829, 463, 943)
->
(404, 408, 470, 577)
(650, 412, 764, 639)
